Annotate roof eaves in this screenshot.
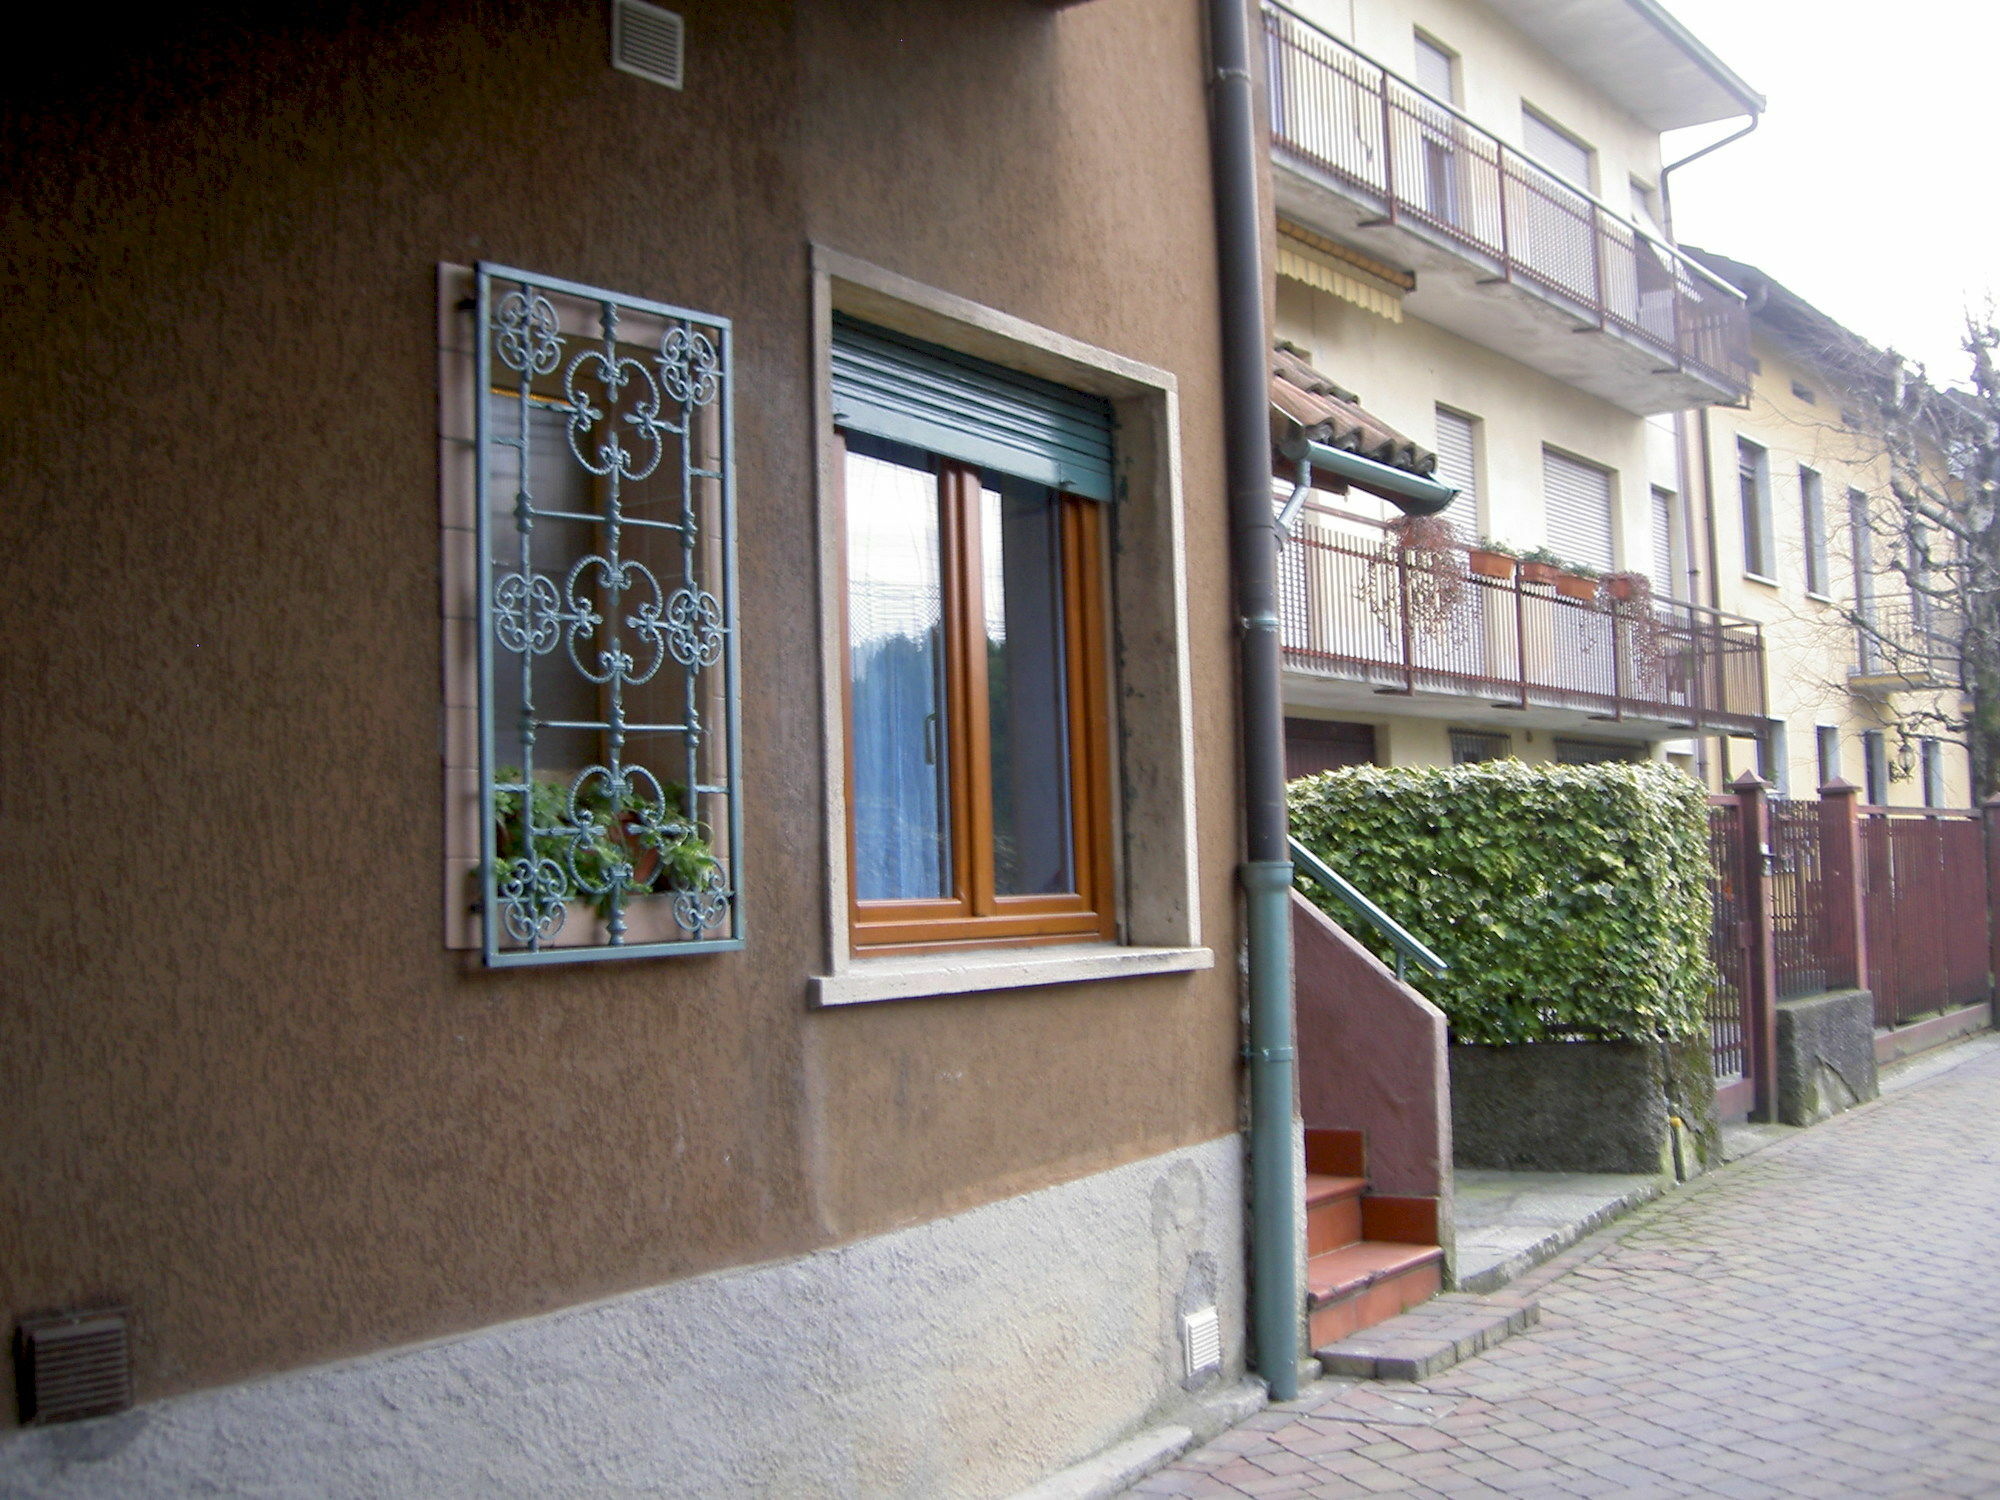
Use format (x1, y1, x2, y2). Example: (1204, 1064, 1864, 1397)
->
(1622, 0, 1766, 116)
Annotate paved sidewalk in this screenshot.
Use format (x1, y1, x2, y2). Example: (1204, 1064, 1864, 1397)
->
(1130, 1036, 2000, 1498)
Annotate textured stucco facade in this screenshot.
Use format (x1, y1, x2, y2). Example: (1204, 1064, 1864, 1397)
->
(0, 1136, 1245, 1499)
(0, 0, 1250, 1482)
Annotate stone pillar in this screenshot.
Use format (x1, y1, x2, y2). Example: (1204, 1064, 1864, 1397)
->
(1733, 771, 1779, 1123)
(1819, 779, 1868, 993)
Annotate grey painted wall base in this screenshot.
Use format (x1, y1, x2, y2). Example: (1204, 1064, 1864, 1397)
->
(1450, 1038, 1719, 1176)
(0, 1137, 1245, 1500)
(1777, 989, 1880, 1126)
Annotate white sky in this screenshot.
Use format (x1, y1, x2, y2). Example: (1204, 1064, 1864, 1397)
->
(1655, 0, 2000, 387)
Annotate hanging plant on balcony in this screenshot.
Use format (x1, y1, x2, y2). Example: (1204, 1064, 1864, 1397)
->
(1361, 513, 1467, 634)
(1598, 571, 1666, 683)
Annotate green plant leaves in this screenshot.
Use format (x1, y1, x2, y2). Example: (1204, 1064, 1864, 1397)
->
(1289, 760, 1715, 1045)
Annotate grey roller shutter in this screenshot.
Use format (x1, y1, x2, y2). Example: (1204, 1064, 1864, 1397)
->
(831, 315, 1115, 500)
(1433, 407, 1478, 537)
(1522, 109, 1592, 189)
(1651, 487, 1675, 589)
(1543, 448, 1615, 573)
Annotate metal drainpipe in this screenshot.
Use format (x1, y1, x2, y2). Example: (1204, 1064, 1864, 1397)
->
(1207, 0, 1301, 1401)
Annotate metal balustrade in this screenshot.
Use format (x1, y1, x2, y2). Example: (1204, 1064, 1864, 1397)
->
(1277, 516, 1767, 731)
(1262, 2, 1752, 395)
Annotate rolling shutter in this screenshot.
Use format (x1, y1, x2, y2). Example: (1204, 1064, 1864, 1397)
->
(1521, 108, 1592, 189)
(1433, 407, 1478, 536)
(1651, 487, 1676, 590)
(1543, 448, 1615, 573)
(831, 315, 1115, 500)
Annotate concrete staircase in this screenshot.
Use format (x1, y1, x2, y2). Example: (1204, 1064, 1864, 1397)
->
(1305, 1128, 1444, 1348)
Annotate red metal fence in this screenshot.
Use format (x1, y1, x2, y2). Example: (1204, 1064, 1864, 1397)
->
(1260, 1, 1752, 393)
(1278, 517, 1767, 732)
(1862, 810, 1991, 1027)
(1706, 779, 1995, 1117)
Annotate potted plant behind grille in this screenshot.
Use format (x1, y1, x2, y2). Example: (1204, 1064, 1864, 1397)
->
(1599, 571, 1666, 687)
(1517, 547, 1564, 587)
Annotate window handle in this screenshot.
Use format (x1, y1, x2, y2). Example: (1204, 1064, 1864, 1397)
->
(924, 711, 939, 766)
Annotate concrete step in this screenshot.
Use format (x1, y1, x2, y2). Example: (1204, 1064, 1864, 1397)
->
(1305, 1241, 1444, 1347)
(1314, 1291, 1541, 1382)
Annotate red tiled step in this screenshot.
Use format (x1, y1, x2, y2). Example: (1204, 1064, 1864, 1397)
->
(1305, 1173, 1367, 1257)
(1306, 1241, 1445, 1348)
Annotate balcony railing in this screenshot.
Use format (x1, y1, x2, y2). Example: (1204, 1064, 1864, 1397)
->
(1262, 2, 1753, 395)
(1853, 597, 1961, 690)
(1278, 517, 1768, 731)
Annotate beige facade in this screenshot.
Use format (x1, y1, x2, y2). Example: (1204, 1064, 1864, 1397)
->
(1686, 310, 1976, 808)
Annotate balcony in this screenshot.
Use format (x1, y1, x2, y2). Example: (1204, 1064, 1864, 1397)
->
(1262, 3, 1752, 416)
(1851, 599, 1961, 695)
(1278, 514, 1768, 736)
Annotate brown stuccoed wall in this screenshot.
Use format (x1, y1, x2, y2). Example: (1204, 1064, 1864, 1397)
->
(0, 0, 1242, 1414)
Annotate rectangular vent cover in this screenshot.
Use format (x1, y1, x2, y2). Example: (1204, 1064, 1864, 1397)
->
(612, 0, 684, 90)
(1181, 1306, 1222, 1377)
(14, 1308, 132, 1425)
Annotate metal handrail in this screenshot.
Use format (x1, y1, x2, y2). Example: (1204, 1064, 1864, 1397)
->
(1288, 836, 1448, 982)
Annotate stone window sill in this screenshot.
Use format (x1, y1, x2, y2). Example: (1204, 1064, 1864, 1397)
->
(811, 943, 1214, 1008)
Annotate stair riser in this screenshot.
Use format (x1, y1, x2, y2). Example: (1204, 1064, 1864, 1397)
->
(1307, 1195, 1362, 1256)
(1308, 1262, 1443, 1348)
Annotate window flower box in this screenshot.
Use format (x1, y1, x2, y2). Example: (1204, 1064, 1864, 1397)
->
(1467, 548, 1516, 581)
(1555, 571, 1598, 601)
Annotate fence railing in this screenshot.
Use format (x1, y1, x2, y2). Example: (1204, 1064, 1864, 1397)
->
(1261, 1, 1752, 395)
(1854, 597, 1962, 685)
(1278, 517, 1767, 731)
(1706, 777, 1996, 1118)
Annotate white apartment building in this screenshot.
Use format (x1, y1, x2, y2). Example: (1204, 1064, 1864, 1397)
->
(1264, 0, 1768, 778)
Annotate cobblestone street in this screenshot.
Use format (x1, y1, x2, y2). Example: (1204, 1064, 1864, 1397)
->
(1131, 1039, 2000, 1498)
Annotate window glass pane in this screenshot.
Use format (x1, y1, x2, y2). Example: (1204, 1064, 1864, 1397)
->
(983, 475, 1075, 897)
(847, 437, 953, 900)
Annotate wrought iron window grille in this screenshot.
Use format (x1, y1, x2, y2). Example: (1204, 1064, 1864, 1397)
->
(471, 264, 743, 965)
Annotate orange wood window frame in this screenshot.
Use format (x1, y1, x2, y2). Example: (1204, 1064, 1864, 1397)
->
(837, 434, 1116, 954)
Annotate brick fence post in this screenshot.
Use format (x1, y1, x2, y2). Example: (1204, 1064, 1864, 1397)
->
(1733, 771, 1779, 1123)
(1819, 779, 1867, 994)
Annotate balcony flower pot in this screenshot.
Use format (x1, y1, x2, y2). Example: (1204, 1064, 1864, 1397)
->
(1600, 572, 1649, 603)
(1467, 547, 1516, 581)
(1555, 571, 1598, 601)
(1519, 559, 1562, 587)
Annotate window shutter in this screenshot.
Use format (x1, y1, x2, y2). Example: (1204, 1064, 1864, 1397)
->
(1651, 487, 1675, 588)
(831, 316, 1115, 501)
(1413, 34, 1454, 102)
(1521, 109, 1592, 189)
(1433, 407, 1477, 538)
(1542, 449, 1615, 573)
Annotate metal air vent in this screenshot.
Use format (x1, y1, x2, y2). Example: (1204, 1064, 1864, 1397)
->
(1181, 1306, 1222, 1377)
(14, 1307, 132, 1425)
(612, 0, 685, 90)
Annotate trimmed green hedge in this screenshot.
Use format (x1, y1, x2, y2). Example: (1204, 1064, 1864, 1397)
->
(1289, 761, 1714, 1045)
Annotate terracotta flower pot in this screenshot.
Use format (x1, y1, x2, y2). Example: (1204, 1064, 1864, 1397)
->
(1602, 574, 1643, 602)
(1468, 548, 1516, 580)
(1519, 560, 1561, 586)
(1555, 572, 1598, 601)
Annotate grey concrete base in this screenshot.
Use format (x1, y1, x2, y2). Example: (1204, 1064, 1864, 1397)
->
(1006, 1381, 1265, 1500)
(0, 1137, 1245, 1500)
(1450, 1038, 1719, 1176)
(1449, 1170, 1665, 1294)
(1777, 988, 1880, 1126)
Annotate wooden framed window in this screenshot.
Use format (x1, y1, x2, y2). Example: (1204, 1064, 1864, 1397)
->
(833, 318, 1116, 954)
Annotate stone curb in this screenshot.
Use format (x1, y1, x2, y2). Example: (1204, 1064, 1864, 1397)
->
(1007, 1379, 1267, 1500)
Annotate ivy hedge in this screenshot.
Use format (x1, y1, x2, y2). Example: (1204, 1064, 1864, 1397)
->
(1289, 760, 1714, 1045)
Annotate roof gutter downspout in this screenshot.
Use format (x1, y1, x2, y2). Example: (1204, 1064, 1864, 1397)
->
(1208, 0, 1301, 1402)
(1657, 110, 1760, 241)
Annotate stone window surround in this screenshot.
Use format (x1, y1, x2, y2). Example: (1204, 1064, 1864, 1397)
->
(807, 246, 1211, 1007)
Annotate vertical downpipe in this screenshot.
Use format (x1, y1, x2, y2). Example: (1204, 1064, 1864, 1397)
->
(1208, 0, 1301, 1400)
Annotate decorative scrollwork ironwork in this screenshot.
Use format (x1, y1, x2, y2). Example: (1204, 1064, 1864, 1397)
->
(660, 325, 720, 407)
(477, 267, 738, 964)
(662, 586, 725, 669)
(493, 572, 564, 655)
(494, 291, 563, 376)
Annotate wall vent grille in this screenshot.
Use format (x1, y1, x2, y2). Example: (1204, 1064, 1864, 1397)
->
(14, 1308, 132, 1425)
(1181, 1306, 1222, 1377)
(612, 0, 685, 90)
